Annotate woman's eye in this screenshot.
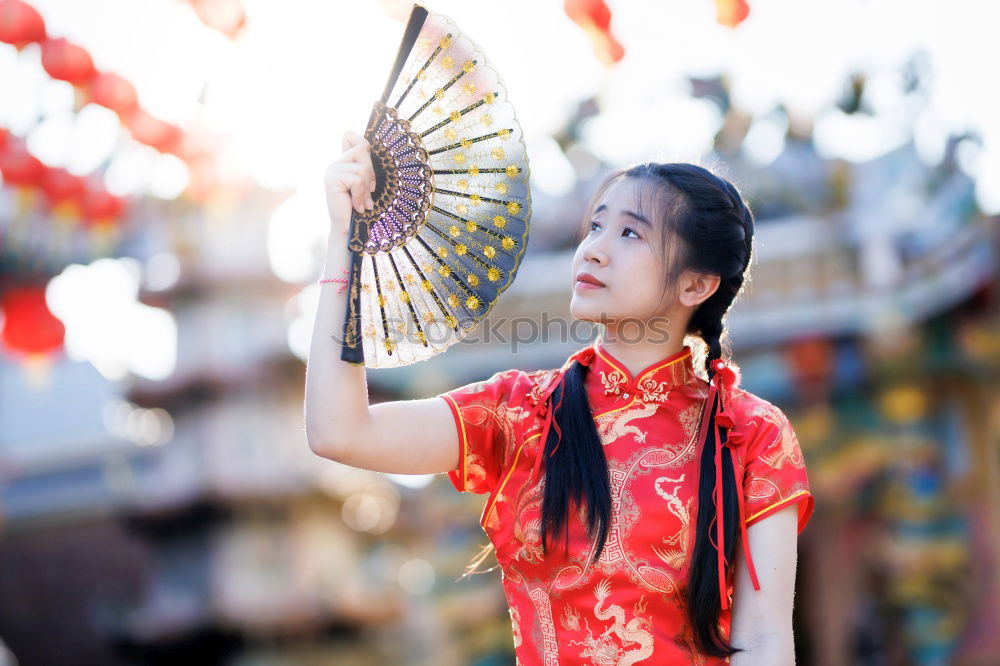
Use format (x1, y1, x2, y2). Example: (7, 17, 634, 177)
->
(622, 227, 639, 239)
(589, 221, 600, 232)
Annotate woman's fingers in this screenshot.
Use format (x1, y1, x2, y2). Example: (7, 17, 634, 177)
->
(340, 142, 370, 164)
(339, 142, 376, 204)
(324, 131, 378, 233)
(342, 130, 364, 151)
(324, 165, 360, 213)
(328, 149, 376, 211)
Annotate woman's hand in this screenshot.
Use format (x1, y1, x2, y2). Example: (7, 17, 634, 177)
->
(325, 130, 377, 237)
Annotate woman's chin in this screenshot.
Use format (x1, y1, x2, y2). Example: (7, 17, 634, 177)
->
(570, 302, 610, 323)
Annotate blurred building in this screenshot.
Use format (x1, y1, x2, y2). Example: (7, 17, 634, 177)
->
(1, 3, 999, 663)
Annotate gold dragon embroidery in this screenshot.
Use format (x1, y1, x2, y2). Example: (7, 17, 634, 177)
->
(595, 402, 658, 445)
(568, 578, 655, 665)
(650, 474, 693, 570)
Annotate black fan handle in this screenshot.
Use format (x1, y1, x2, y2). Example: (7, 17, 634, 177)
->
(339, 209, 365, 365)
(339, 4, 430, 366)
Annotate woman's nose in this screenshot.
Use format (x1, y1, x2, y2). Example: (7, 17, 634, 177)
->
(582, 237, 608, 265)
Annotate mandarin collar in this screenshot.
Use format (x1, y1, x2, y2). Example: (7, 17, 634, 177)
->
(579, 339, 696, 404)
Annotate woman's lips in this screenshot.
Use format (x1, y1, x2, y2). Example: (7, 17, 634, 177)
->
(575, 279, 605, 290)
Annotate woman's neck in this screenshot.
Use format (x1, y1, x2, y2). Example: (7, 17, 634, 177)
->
(599, 329, 686, 379)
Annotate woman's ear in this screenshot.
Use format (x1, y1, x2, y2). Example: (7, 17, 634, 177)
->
(678, 270, 721, 308)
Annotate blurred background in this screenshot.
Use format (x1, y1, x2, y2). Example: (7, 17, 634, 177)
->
(1, 0, 998, 664)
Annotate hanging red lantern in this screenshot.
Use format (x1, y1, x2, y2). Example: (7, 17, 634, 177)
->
(123, 108, 183, 154)
(39, 166, 86, 219)
(0, 0, 46, 51)
(82, 185, 126, 228)
(715, 0, 750, 28)
(88, 71, 139, 117)
(0, 127, 10, 151)
(184, 151, 219, 204)
(786, 337, 833, 392)
(563, 0, 624, 66)
(189, 0, 246, 39)
(168, 131, 211, 162)
(0, 285, 65, 358)
(0, 141, 44, 187)
(40, 37, 96, 85)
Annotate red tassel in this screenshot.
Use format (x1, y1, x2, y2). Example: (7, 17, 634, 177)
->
(697, 365, 760, 612)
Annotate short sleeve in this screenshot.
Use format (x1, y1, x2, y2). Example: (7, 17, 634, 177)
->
(741, 406, 815, 534)
(436, 370, 517, 495)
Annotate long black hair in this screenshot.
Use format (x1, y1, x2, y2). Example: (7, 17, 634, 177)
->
(537, 162, 755, 658)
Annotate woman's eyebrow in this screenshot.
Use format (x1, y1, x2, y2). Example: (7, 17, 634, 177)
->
(594, 204, 651, 227)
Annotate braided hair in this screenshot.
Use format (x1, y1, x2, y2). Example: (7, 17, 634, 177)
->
(535, 162, 755, 658)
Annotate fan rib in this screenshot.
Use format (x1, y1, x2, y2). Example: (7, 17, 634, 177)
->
(428, 129, 509, 156)
(392, 33, 452, 109)
(430, 205, 515, 244)
(418, 94, 490, 139)
(400, 246, 459, 333)
(422, 221, 494, 274)
(386, 253, 430, 348)
(370, 257, 394, 356)
(407, 60, 478, 124)
(413, 235, 479, 309)
(433, 166, 515, 174)
(433, 188, 520, 209)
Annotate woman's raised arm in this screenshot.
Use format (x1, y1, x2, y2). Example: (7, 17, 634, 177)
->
(303, 131, 459, 475)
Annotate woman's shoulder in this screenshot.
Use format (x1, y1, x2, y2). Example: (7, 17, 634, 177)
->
(459, 366, 562, 402)
(724, 386, 792, 450)
(477, 352, 588, 406)
(727, 387, 785, 423)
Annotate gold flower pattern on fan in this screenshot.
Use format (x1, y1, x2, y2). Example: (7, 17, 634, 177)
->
(341, 7, 531, 369)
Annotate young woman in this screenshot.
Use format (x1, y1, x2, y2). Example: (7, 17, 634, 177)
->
(306, 130, 814, 665)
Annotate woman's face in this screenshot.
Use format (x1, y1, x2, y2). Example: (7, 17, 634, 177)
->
(570, 177, 676, 327)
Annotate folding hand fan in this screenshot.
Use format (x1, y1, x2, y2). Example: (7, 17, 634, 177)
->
(339, 3, 531, 368)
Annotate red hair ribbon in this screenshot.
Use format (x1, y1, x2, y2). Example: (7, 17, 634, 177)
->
(693, 358, 759, 611)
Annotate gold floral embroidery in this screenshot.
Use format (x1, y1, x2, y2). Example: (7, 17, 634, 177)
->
(560, 603, 582, 632)
(636, 375, 671, 403)
(591, 342, 695, 405)
(599, 368, 627, 396)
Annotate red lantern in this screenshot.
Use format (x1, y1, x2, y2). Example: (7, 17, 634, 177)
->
(82, 185, 126, 227)
(39, 166, 86, 218)
(0, 285, 65, 357)
(0, 127, 9, 151)
(715, 0, 750, 28)
(786, 337, 833, 390)
(563, 0, 624, 66)
(123, 108, 183, 153)
(189, 0, 246, 39)
(184, 152, 219, 203)
(40, 37, 95, 85)
(168, 132, 207, 162)
(0, 0, 46, 50)
(0, 142, 44, 187)
(88, 71, 139, 117)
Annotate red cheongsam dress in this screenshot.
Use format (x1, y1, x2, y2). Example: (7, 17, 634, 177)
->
(436, 339, 814, 665)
